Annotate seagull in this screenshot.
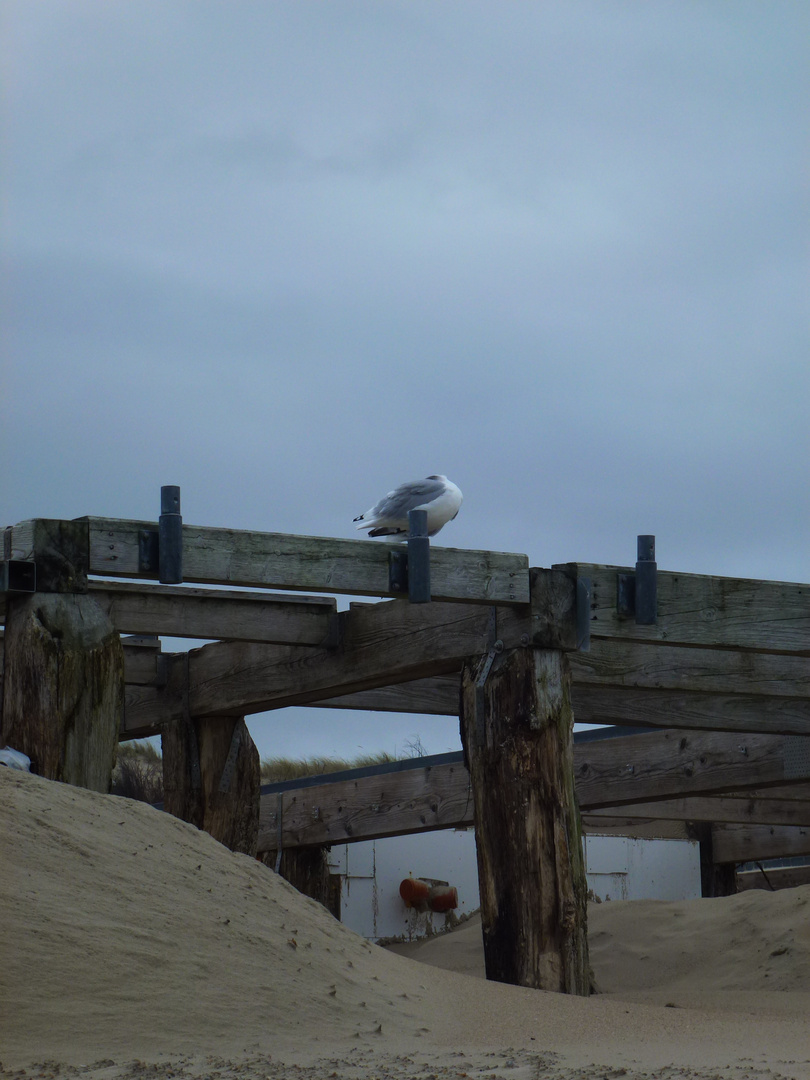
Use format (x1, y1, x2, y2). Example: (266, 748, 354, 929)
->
(354, 475, 463, 538)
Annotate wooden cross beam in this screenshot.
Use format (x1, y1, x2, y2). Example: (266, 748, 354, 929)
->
(255, 729, 810, 852)
(121, 597, 538, 735)
(92, 581, 338, 645)
(568, 562, 810, 653)
(82, 518, 531, 604)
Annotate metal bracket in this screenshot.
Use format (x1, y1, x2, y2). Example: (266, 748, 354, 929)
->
(617, 535, 657, 625)
(138, 529, 159, 574)
(388, 549, 408, 594)
(218, 722, 243, 793)
(0, 560, 36, 594)
(387, 509, 432, 603)
(159, 485, 183, 584)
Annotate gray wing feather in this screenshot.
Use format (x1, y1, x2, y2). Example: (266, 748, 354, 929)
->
(373, 478, 445, 518)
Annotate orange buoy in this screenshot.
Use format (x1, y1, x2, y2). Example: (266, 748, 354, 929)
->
(399, 877, 430, 907)
(427, 885, 458, 912)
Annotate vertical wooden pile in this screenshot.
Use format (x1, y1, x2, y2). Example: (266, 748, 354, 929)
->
(162, 710, 260, 856)
(2, 520, 123, 791)
(460, 569, 590, 995)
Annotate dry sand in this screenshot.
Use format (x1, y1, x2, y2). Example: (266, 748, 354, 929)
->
(2, 769, 809, 1079)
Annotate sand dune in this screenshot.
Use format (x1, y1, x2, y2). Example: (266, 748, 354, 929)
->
(2, 769, 809, 1079)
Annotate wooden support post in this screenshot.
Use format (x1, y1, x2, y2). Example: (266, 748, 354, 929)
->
(162, 713, 260, 856)
(1, 592, 123, 792)
(687, 822, 737, 897)
(460, 643, 590, 994)
(259, 847, 341, 918)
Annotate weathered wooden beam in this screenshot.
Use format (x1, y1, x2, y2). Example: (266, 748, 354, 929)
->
(569, 638, 810, 697)
(91, 580, 337, 644)
(574, 729, 810, 809)
(737, 864, 810, 891)
(257, 755, 472, 852)
(585, 793, 810, 827)
(127, 600, 533, 726)
(571, 686, 810, 737)
(85, 517, 530, 604)
(257, 731, 810, 852)
(312, 674, 460, 714)
(580, 817, 692, 840)
(5, 519, 90, 592)
(568, 562, 810, 653)
(711, 822, 810, 864)
(309, 674, 810, 738)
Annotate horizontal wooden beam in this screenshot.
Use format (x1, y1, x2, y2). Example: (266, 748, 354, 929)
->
(91, 581, 337, 645)
(313, 675, 461, 714)
(575, 729, 809, 809)
(585, 793, 810, 827)
(568, 562, 810, 654)
(256, 730, 810, 851)
(737, 865, 810, 891)
(569, 638, 810, 697)
(123, 599, 534, 731)
(306, 670, 810, 738)
(711, 823, 810, 864)
(84, 518, 530, 605)
(570, 686, 810, 737)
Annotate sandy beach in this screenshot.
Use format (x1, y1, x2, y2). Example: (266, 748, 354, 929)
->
(2, 768, 809, 1079)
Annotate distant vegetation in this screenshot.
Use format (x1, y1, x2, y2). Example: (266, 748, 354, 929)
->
(112, 740, 164, 803)
(112, 736, 429, 803)
(259, 751, 396, 783)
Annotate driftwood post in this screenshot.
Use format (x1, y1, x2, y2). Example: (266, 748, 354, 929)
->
(459, 569, 590, 994)
(162, 709, 260, 856)
(687, 822, 737, 897)
(1, 520, 123, 792)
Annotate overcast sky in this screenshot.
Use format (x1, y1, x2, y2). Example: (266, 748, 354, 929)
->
(2, 2, 808, 763)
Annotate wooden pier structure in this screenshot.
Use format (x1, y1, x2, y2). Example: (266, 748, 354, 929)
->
(2, 500, 809, 996)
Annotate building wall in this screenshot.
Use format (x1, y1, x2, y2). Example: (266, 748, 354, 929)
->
(330, 828, 701, 941)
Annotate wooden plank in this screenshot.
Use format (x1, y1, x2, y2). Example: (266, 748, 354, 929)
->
(737, 865, 810, 891)
(579, 818, 691, 841)
(585, 794, 810, 827)
(90, 580, 337, 645)
(181, 600, 531, 721)
(575, 729, 810, 809)
(570, 685, 810, 737)
(256, 731, 810, 851)
(569, 639, 810, 697)
(257, 757, 472, 851)
(122, 637, 167, 686)
(86, 518, 530, 605)
(6, 519, 89, 591)
(712, 823, 810, 863)
(313, 675, 460, 714)
(568, 562, 810, 653)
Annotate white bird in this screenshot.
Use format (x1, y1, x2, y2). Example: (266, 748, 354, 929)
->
(354, 475, 463, 538)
